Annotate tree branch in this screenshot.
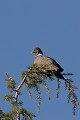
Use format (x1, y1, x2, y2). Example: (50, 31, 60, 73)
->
(15, 73, 27, 101)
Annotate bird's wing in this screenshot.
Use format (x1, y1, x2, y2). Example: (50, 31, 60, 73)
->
(47, 56, 64, 72)
(34, 55, 63, 72)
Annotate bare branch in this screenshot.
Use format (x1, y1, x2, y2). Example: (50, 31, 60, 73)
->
(15, 73, 28, 101)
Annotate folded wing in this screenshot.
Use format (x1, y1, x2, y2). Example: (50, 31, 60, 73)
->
(34, 55, 63, 72)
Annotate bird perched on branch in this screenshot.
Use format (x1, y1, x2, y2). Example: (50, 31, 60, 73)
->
(32, 47, 66, 80)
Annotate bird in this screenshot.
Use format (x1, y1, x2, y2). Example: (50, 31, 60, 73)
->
(32, 47, 66, 80)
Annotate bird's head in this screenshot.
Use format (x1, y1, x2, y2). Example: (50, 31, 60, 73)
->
(32, 47, 43, 56)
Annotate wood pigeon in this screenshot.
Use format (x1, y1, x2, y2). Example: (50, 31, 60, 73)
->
(32, 47, 66, 80)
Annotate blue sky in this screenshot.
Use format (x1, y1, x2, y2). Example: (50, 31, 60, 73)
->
(0, 0, 80, 120)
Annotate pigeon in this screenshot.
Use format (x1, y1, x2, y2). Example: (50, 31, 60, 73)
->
(32, 47, 66, 80)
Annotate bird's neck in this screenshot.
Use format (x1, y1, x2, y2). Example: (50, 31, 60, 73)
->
(36, 53, 43, 57)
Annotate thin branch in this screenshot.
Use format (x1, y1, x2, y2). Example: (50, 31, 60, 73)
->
(14, 72, 28, 120)
(15, 73, 27, 101)
(16, 113, 20, 120)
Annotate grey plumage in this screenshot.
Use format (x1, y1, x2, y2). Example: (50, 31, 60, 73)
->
(32, 47, 66, 80)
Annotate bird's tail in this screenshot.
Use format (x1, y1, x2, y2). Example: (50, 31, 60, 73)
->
(44, 70, 66, 81)
(52, 71, 66, 81)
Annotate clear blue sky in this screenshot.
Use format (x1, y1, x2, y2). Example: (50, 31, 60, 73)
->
(0, 0, 80, 120)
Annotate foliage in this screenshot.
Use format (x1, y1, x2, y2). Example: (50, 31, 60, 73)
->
(25, 64, 79, 115)
(0, 64, 79, 119)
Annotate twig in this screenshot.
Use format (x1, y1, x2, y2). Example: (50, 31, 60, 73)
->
(15, 73, 27, 101)
(16, 112, 20, 120)
(14, 73, 28, 120)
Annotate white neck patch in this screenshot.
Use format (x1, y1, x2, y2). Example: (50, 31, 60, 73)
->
(36, 53, 42, 56)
